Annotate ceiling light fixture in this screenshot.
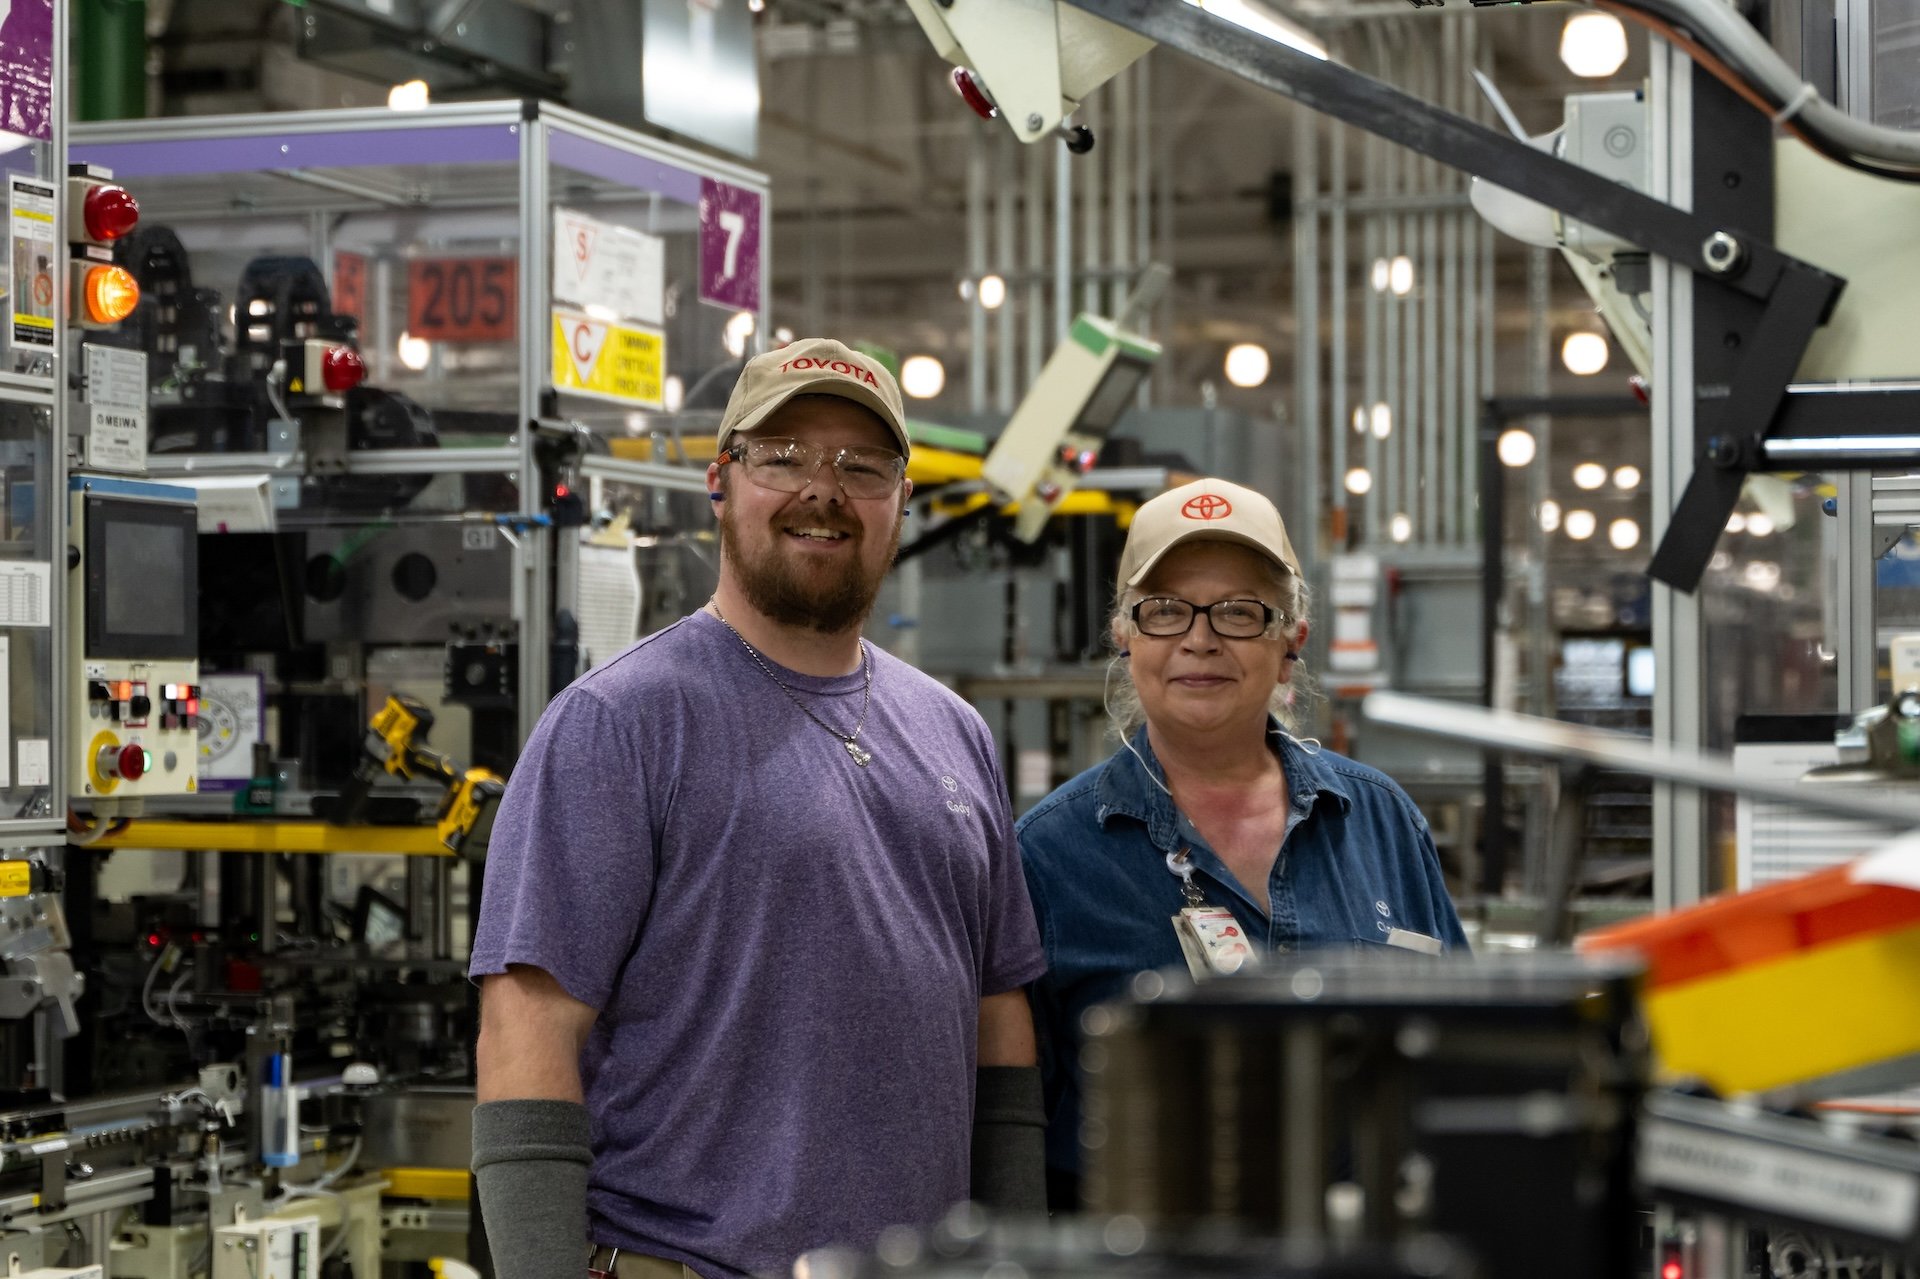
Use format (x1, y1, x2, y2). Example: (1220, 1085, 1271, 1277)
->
(1497, 428, 1537, 467)
(1565, 509, 1598, 540)
(1224, 343, 1270, 388)
(977, 274, 1007, 310)
(723, 310, 756, 358)
(901, 355, 947, 399)
(1572, 461, 1608, 490)
(387, 79, 430, 111)
(1389, 255, 1414, 297)
(1561, 331, 1610, 375)
(1345, 467, 1373, 496)
(396, 332, 432, 372)
(1561, 12, 1629, 78)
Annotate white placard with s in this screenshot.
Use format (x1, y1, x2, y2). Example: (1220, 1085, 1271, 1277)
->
(552, 208, 665, 326)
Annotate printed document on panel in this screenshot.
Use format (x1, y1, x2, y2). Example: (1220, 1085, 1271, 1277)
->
(578, 534, 642, 670)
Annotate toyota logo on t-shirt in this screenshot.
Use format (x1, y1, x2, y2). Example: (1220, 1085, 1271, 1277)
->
(1182, 493, 1232, 520)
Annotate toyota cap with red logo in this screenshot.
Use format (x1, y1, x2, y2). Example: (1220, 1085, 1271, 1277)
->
(1117, 477, 1302, 587)
(718, 338, 911, 457)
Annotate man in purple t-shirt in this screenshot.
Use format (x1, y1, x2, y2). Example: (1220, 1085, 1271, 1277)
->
(469, 339, 1047, 1279)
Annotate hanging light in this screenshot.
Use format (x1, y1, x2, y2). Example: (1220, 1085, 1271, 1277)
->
(1609, 518, 1641, 550)
(1561, 12, 1629, 78)
(1352, 406, 1367, 434)
(1572, 461, 1608, 490)
(1561, 331, 1610, 375)
(1390, 513, 1412, 543)
(1224, 343, 1270, 388)
(1746, 512, 1776, 537)
(977, 274, 1007, 310)
(1369, 403, 1392, 439)
(1612, 464, 1641, 490)
(1496, 428, 1537, 467)
(1725, 512, 1747, 534)
(901, 355, 947, 399)
(1344, 467, 1373, 495)
(1370, 258, 1391, 293)
(1539, 500, 1562, 533)
(1565, 509, 1597, 540)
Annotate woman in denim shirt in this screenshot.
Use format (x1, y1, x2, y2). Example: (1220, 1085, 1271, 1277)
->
(1016, 477, 1469, 1212)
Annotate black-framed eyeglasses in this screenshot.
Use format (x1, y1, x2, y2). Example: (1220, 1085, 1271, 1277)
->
(1130, 596, 1278, 639)
(718, 436, 906, 500)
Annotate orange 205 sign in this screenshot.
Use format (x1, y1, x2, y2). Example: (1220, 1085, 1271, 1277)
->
(407, 256, 516, 342)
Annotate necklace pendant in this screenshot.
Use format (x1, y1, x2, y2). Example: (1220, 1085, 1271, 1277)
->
(845, 741, 873, 767)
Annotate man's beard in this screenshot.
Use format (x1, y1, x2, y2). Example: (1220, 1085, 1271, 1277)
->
(720, 500, 902, 634)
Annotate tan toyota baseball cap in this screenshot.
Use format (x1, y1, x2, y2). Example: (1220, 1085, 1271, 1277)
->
(717, 338, 911, 457)
(1118, 477, 1302, 587)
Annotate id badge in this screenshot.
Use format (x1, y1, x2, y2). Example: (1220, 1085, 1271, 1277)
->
(1171, 906, 1259, 979)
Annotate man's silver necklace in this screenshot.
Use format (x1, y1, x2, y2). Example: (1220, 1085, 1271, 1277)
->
(707, 601, 874, 766)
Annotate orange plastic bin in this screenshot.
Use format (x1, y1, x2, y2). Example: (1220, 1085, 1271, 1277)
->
(1579, 860, 1920, 1096)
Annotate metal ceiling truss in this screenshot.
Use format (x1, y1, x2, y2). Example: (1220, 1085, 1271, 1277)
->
(1052, 0, 1920, 594)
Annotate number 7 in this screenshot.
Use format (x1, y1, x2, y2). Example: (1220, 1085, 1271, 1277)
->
(717, 209, 745, 280)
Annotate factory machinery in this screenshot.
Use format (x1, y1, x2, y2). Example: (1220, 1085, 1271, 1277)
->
(0, 3, 1915, 1279)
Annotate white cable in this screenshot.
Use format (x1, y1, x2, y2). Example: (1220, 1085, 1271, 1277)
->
(1771, 80, 1819, 126)
(1638, 0, 1920, 172)
(165, 969, 192, 1031)
(265, 359, 295, 425)
(139, 949, 170, 1027)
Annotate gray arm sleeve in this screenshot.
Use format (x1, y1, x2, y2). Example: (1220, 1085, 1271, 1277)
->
(471, 1099, 592, 1279)
(970, 1066, 1047, 1214)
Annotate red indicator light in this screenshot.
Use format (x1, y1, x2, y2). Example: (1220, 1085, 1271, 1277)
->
(146, 932, 161, 948)
(1662, 1262, 1683, 1279)
(950, 67, 998, 120)
(321, 345, 367, 392)
(82, 184, 139, 241)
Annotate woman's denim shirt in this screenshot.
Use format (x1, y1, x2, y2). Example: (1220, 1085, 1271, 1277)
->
(1015, 723, 1470, 1180)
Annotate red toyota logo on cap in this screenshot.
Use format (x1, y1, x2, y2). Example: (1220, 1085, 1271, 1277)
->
(1182, 494, 1232, 520)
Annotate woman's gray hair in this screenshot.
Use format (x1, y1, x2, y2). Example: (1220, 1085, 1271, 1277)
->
(1103, 555, 1316, 739)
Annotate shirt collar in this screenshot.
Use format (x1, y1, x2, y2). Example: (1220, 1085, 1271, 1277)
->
(1093, 719, 1354, 847)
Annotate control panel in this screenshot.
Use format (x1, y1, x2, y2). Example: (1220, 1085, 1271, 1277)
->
(68, 477, 200, 813)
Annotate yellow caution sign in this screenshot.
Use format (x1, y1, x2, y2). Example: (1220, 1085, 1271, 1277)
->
(551, 308, 664, 407)
(0, 861, 30, 897)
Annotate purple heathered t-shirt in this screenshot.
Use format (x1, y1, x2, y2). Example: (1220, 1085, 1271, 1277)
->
(469, 611, 1045, 1279)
